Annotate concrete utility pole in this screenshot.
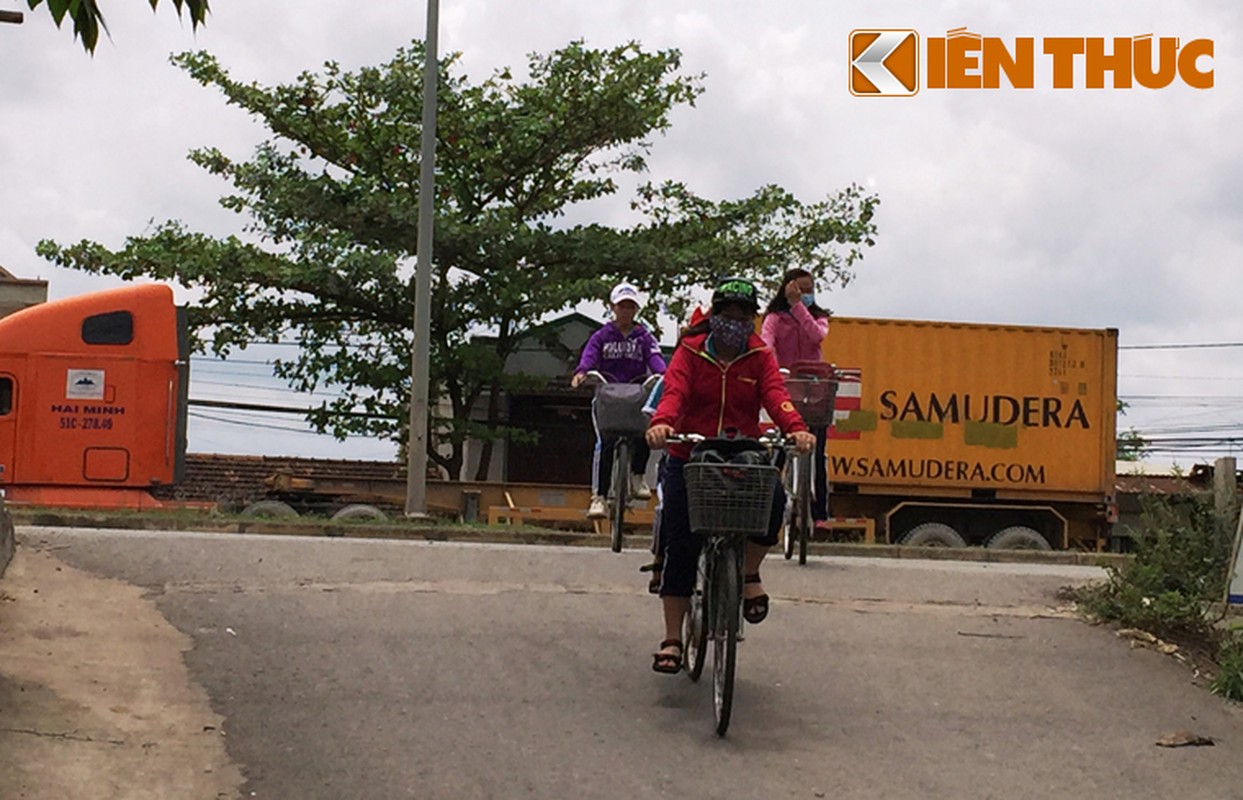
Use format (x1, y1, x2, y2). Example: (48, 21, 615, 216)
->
(1215, 456, 1239, 537)
(0, 10, 25, 24)
(404, 0, 439, 518)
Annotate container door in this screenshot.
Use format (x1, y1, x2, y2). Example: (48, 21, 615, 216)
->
(0, 373, 15, 484)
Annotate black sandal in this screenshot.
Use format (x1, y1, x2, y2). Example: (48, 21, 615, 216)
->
(640, 559, 663, 595)
(652, 639, 683, 673)
(743, 574, 769, 624)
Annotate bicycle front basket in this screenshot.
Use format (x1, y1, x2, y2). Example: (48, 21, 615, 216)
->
(783, 376, 839, 428)
(684, 461, 778, 536)
(594, 383, 650, 437)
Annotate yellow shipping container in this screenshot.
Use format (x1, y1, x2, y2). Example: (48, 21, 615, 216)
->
(819, 317, 1118, 550)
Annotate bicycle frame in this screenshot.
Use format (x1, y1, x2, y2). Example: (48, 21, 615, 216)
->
(585, 370, 661, 552)
(782, 446, 813, 565)
(667, 431, 785, 736)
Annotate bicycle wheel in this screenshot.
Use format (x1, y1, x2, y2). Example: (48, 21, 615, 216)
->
(684, 548, 709, 682)
(712, 541, 741, 736)
(795, 451, 813, 565)
(782, 457, 797, 561)
(610, 438, 629, 553)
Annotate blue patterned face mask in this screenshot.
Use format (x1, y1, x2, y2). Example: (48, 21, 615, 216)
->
(709, 315, 752, 350)
(801, 294, 815, 307)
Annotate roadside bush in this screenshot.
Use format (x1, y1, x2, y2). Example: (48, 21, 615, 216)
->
(1078, 493, 1230, 639)
(1211, 631, 1243, 701)
(1077, 492, 1243, 700)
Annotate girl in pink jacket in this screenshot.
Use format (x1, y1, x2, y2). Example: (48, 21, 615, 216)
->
(761, 268, 831, 524)
(761, 268, 830, 365)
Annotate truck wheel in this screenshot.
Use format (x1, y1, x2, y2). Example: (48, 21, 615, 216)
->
(331, 504, 388, 522)
(986, 526, 1051, 551)
(239, 500, 300, 520)
(898, 523, 966, 548)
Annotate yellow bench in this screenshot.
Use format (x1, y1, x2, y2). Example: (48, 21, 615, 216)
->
(487, 503, 656, 534)
(487, 505, 596, 526)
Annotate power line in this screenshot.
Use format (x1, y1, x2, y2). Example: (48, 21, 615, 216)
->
(187, 397, 397, 422)
(1121, 342, 1243, 350)
(188, 410, 387, 438)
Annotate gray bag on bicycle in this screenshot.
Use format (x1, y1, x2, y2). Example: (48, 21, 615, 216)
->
(594, 383, 650, 437)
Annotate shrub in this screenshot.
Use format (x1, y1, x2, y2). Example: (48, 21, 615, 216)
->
(1078, 493, 1230, 639)
(1211, 630, 1243, 701)
(1078, 491, 1243, 698)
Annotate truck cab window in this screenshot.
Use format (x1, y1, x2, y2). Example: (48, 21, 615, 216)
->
(82, 310, 134, 345)
(0, 377, 12, 415)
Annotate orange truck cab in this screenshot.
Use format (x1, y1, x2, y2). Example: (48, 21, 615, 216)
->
(0, 283, 188, 509)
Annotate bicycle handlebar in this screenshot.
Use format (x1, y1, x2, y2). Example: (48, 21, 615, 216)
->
(662, 431, 803, 450)
(582, 370, 662, 390)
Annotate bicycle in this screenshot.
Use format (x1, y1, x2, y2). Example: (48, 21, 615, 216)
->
(586, 370, 661, 552)
(670, 432, 783, 736)
(780, 365, 838, 565)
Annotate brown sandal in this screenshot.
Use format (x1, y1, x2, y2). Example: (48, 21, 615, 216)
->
(652, 639, 683, 673)
(743, 573, 769, 624)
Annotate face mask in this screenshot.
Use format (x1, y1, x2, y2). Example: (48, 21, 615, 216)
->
(709, 315, 752, 350)
(801, 294, 815, 307)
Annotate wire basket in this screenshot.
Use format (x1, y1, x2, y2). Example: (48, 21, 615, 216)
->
(684, 461, 778, 536)
(784, 376, 839, 428)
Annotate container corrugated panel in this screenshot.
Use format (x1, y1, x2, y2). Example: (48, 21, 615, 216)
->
(823, 317, 1117, 498)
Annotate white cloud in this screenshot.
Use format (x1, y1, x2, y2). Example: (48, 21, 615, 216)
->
(2, 0, 1240, 460)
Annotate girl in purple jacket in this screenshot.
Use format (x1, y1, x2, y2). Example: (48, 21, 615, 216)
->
(572, 283, 667, 518)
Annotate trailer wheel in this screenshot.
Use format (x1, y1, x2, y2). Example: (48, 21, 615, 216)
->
(331, 504, 389, 522)
(986, 526, 1051, 551)
(239, 500, 300, 520)
(898, 523, 967, 548)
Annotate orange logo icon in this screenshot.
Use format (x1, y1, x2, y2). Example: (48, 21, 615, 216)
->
(849, 29, 919, 96)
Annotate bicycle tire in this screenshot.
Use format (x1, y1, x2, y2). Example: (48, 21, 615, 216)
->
(712, 542, 741, 736)
(796, 451, 813, 565)
(782, 457, 797, 561)
(684, 548, 709, 682)
(610, 439, 629, 553)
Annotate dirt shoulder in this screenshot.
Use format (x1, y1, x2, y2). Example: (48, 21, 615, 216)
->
(0, 544, 242, 800)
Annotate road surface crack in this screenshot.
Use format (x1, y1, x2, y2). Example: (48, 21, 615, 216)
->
(0, 726, 126, 745)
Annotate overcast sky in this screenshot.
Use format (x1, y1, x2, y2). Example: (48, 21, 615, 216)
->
(1, 0, 1239, 466)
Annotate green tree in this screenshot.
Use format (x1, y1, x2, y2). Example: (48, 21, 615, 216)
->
(39, 41, 879, 479)
(1117, 399, 1150, 462)
(26, 0, 209, 52)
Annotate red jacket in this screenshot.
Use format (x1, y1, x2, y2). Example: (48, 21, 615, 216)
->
(650, 332, 808, 460)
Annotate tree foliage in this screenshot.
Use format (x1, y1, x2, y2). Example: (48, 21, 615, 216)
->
(1116, 399, 1150, 462)
(27, 0, 209, 52)
(38, 40, 879, 479)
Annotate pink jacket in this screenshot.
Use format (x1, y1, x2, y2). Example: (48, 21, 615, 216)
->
(760, 303, 829, 368)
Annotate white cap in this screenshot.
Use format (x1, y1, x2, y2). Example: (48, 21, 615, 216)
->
(609, 283, 643, 308)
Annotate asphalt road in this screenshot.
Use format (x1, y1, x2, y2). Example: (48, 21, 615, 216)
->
(5, 527, 1243, 800)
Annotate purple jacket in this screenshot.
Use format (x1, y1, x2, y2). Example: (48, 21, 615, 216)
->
(575, 322, 667, 383)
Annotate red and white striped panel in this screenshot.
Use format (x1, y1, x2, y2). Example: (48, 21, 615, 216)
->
(829, 367, 862, 440)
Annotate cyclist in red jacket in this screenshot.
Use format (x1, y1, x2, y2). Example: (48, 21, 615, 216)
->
(645, 278, 814, 673)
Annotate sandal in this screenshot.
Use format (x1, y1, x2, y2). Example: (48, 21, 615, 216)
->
(640, 559, 663, 595)
(743, 574, 769, 624)
(652, 639, 683, 674)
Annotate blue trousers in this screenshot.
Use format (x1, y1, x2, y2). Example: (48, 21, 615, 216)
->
(656, 456, 785, 598)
